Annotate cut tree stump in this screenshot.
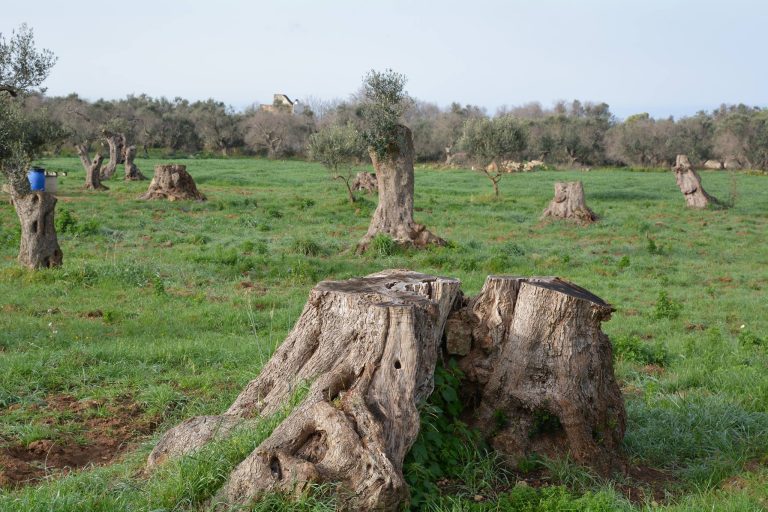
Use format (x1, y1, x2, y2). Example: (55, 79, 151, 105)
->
(123, 146, 146, 181)
(139, 164, 206, 201)
(356, 125, 444, 253)
(351, 171, 378, 194)
(148, 270, 626, 511)
(12, 191, 63, 269)
(447, 276, 625, 475)
(674, 154, 718, 208)
(541, 181, 596, 224)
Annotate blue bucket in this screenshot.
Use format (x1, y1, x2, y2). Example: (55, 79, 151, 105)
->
(28, 168, 46, 191)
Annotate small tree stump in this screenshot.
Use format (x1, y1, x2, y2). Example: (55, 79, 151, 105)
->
(351, 171, 378, 194)
(541, 181, 596, 223)
(139, 164, 206, 201)
(674, 154, 717, 208)
(12, 191, 63, 269)
(149, 270, 626, 510)
(356, 125, 443, 252)
(448, 276, 625, 475)
(123, 146, 146, 181)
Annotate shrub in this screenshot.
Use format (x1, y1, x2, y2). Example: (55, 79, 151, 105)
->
(654, 290, 682, 319)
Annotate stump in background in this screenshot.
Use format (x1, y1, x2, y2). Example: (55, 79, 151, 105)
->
(351, 171, 378, 194)
(123, 146, 146, 181)
(148, 270, 625, 511)
(541, 181, 596, 224)
(674, 154, 717, 208)
(12, 191, 63, 269)
(139, 164, 206, 201)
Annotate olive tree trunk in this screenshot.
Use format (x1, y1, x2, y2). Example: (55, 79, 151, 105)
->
(123, 145, 146, 181)
(12, 191, 63, 269)
(139, 164, 206, 201)
(100, 131, 126, 180)
(356, 125, 443, 253)
(674, 154, 718, 208)
(76, 143, 108, 191)
(148, 270, 626, 510)
(541, 181, 596, 223)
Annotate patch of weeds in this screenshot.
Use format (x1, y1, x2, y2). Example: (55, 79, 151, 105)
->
(654, 290, 682, 319)
(404, 359, 485, 508)
(290, 237, 323, 257)
(613, 335, 669, 366)
(646, 236, 663, 255)
(369, 233, 398, 257)
(501, 241, 526, 257)
(0, 224, 21, 248)
(617, 255, 630, 270)
(292, 197, 316, 210)
(149, 272, 167, 297)
(55, 208, 100, 236)
(266, 207, 283, 219)
(190, 234, 210, 245)
(739, 329, 765, 348)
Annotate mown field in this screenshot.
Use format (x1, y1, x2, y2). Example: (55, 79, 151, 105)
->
(0, 157, 766, 511)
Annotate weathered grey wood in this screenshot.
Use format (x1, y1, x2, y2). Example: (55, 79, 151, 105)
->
(541, 181, 596, 223)
(149, 271, 625, 510)
(356, 125, 443, 252)
(448, 276, 625, 475)
(123, 146, 146, 181)
(12, 191, 63, 269)
(674, 154, 717, 208)
(76, 143, 108, 191)
(100, 131, 126, 180)
(139, 164, 206, 201)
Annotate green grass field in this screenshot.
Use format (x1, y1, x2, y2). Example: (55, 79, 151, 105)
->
(0, 157, 766, 511)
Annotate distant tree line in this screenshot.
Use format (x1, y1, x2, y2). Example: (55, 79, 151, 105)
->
(17, 91, 768, 169)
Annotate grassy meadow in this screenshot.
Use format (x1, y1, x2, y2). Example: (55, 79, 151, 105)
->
(0, 156, 767, 511)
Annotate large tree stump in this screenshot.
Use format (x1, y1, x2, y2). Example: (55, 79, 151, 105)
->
(139, 164, 206, 201)
(674, 154, 718, 208)
(351, 171, 378, 194)
(149, 270, 461, 510)
(76, 144, 108, 191)
(123, 146, 146, 181)
(100, 131, 126, 180)
(148, 270, 625, 510)
(11, 191, 63, 269)
(541, 181, 596, 224)
(356, 125, 443, 253)
(447, 276, 625, 475)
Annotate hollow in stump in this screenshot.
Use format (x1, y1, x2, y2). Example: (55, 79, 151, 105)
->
(148, 270, 626, 510)
(541, 181, 596, 223)
(12, 191, 63, 269)
(123, 146, 146, 181)
(352, 171, 378, 194)
(356, 125, 443, 253)
(139, 164, 206, 201)
(674, 154, 717, 208)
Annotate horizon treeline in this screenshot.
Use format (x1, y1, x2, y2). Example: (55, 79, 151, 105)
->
(21, 92, 768, 170)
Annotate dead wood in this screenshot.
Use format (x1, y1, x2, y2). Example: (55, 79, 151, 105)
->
(541, 181, 596, 223)
(123, 146, 146, 181)
(76, 144, 108, 191)
(674, 154, 718, 208)
(139, 164, 206, 201)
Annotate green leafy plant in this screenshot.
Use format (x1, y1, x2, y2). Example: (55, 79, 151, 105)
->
(654, 290, 682, 319)
(368, 233, 397, 257)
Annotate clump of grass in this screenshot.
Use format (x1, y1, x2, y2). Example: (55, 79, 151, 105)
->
(368, 233, 398, 257)
(55, 208, 100, 236)
(654, 290, 683, 319)
(291, 238, 323, 257)
(613, 335, 669, 366)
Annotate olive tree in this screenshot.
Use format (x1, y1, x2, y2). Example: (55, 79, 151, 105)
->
(308, 123, 363, 204)
(0, 24, 64, 268)
(356, 69, 443, 252)
(460, 116, 528, 197)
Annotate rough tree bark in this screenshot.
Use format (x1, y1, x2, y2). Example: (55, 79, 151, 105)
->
(148, 270, 626, 510)
(123, 145, 146, 181)
(100, 131, 126, 180)
(447, 276, 625, 475)
(139, 164, 206, 201)
(76, 144, 108, 191)
(356, 125, 443, 253)
(351, 171, 377, 194)
(674, 154, 718, 208)
(11, 191, 63, 269)
(541, 181, 596, 224)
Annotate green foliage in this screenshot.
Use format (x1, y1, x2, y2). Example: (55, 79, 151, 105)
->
(360, 69, 410, 160)
(54, 208, 99, 236)
(738, 329, 765, 348)
(308, 123, 363, 175)
(459, 115, 528, 166)
(654, 290, 683, 319)
(613, 335, 670, 366)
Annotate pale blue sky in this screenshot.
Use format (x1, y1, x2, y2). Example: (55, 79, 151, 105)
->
(3, 0, 766, 118)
